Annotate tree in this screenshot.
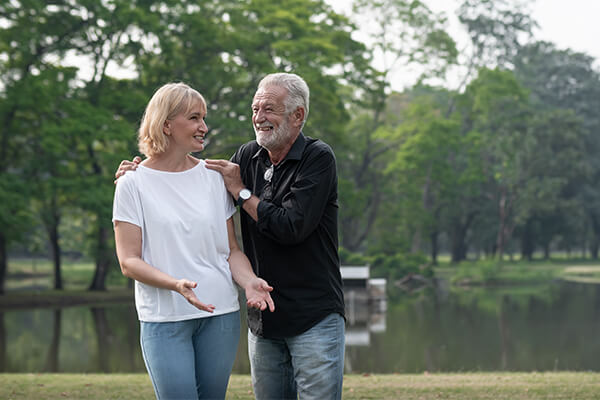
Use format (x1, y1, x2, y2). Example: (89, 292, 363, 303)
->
(458, 68, 588, 259)
(20, 67, 83, 289)
(1, 0, 375, 290)
(456, 0, 536, 85)
(0, 0, 96, 292)
(336, 0, 458, 252)
(459, 68, 530, 258)
(0, 0, 151, 290)
(378, 89, 461, 263)
(513, 42, 600, 257)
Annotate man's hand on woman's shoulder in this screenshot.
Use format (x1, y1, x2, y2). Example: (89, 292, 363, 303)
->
(114, 156, 142, 183)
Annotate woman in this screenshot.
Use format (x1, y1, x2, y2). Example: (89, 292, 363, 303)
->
(112, 82, 274, 400)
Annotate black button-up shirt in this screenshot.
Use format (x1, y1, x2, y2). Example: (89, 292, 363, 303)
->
(231, 133, 345, 338)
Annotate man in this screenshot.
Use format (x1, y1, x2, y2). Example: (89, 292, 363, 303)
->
(117, 73, 345, 399)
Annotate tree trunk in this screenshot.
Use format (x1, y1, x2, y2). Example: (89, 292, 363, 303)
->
(590, 238, 599, 260)
(413, 165, 433, 255)
(46, 208, 62, 290)
(411, 228, 421, 254)
(543, 243, 550, 259)
(520, 219, 534, 261)
(450, 213, 475, 263)
(590, 214, 600, 259)
(0, 232, 6, 295)
(89, 225, 110, 291)
(430, 231, 438, 265)
(0, 312, 5, 372)
(496, 190, 508, 259)
(496, 188, 515, 260)
(451, 228, 468, 263)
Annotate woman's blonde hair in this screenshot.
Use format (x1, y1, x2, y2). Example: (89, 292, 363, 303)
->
(138, 82, 206, 157)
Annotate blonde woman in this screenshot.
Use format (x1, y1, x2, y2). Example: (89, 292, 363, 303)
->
(112, 82, 274, 400)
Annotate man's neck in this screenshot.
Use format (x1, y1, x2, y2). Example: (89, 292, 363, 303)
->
(267, 131, 300, 165)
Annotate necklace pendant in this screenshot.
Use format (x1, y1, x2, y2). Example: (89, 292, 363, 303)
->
(264, 165, 274, 182)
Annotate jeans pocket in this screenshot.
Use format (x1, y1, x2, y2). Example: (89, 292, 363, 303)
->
(219, 311, 241, 333)
(140, 320, 180, 339)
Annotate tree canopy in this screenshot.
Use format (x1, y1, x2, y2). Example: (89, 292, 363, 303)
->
(0, 0, 598, 291)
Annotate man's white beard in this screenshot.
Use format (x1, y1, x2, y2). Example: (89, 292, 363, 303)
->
(256, 117, 290, 151)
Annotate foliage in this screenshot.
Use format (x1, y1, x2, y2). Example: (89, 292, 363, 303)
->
(0, 0, 599, 292)
(340, 247, 431, 281)
(450, 260, 557, 286)
(452, 259, 504, 284)
(335, 0, 459, 252)
(0, 0, 371, 292)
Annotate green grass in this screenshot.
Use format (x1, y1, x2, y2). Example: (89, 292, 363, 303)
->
(433, 258, 594, 286)
(1, 372, 600, 399)
(8, 256, 600, 292)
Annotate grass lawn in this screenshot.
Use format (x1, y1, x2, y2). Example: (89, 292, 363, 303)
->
(1, 372, 600, 399)
(8, 256, 600, 292)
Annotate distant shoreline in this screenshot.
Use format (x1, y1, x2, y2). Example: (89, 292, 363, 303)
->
(0, 288, 134, 310)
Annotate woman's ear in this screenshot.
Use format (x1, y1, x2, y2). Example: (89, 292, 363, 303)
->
(163, 120, 171, 135)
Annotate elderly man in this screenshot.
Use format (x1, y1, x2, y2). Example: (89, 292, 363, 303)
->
(206, 73, 345, 399)
(116, 73, 345, 399)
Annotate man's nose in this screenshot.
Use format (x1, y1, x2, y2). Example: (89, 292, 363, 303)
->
(254, 108, 266, 122)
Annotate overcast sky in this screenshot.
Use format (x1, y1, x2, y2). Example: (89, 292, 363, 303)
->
(326, 0, 600, 90)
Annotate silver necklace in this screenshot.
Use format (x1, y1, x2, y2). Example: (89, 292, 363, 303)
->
(264, 165, 274, 182)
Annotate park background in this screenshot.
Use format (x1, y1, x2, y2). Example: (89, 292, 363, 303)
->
(1, 0, 600, 398)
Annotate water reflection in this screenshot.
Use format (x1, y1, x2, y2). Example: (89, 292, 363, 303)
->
(0, 311, 5, 372)
(0, 304, 144, 373)
(45, 309, 60, 372)
(344, 288, 386, 347)
(2, 280, 600, 373)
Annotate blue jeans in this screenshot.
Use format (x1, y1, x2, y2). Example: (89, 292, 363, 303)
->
(140, 311, 240, 400)
(248, 313, 345, 400)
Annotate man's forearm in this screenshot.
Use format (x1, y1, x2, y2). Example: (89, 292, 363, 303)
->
(240, 194, 260, 222)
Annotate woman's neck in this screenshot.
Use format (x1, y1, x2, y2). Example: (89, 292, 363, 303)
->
(142, 153, 198, 172)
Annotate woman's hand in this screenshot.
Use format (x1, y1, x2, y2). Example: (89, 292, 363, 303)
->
(175, 279, 216, 313)
(245, 277, 275, 312)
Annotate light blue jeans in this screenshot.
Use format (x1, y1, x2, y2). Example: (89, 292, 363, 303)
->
(140, 311, 240, 400)
(248, 313, 345, 400)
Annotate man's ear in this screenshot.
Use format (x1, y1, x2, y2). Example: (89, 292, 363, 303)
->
(292, 107, 305, 128)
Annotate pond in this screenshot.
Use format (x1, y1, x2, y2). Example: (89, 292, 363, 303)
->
(1, 279, 599, 373)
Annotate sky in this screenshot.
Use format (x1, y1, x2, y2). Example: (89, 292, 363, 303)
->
(326, 0, 600, 90)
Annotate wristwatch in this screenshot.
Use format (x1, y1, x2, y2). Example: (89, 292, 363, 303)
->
(237, 188, 251, 207)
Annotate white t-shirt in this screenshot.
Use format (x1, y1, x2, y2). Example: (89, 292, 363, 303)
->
(112, 160, 239, 322)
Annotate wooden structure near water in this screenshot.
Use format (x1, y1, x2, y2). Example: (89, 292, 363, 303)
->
(341, 265, 387, 346)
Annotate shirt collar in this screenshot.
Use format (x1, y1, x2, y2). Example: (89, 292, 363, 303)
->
(252, 132, 307, 163)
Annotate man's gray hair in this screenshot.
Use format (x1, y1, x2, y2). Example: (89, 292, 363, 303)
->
(258, 73, 310, 127)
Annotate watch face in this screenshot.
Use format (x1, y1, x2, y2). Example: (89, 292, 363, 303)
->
(240, 189, 251, 200)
